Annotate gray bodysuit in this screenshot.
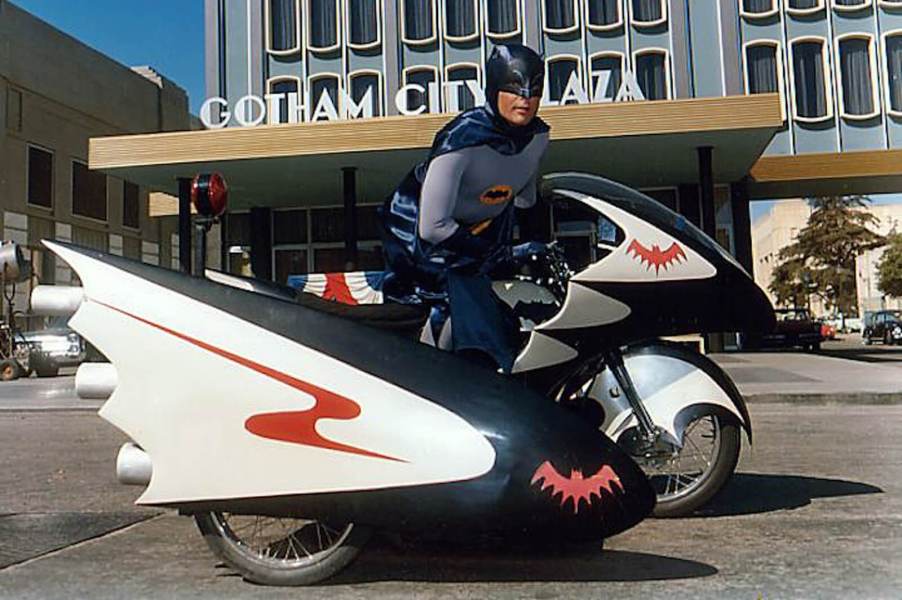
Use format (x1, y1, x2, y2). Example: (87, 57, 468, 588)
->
(417, 132, 550, 245)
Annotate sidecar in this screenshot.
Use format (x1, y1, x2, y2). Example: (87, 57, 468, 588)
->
(32, 239, 655, 586)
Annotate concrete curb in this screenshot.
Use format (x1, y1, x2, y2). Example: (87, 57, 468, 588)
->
(744, 392, 902, 405)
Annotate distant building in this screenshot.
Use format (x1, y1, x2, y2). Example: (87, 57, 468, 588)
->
(751, 197, 902, 317)
(857, 204, 902, 315)
(0, 1, 192, 318)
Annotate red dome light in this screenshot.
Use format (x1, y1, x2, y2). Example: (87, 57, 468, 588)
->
(191, 173, 228, 218)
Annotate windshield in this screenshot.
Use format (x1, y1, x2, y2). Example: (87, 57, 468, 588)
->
(776, 309, 811, 321)
(541, 173, 745, 272)
(887, 311, 902, 323)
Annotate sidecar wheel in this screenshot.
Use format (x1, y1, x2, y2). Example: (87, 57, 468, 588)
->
(640, 413, 741, 518)
(194, 512, 370, 586)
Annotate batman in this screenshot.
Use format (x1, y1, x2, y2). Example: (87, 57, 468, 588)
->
(379, 44, 550, 372)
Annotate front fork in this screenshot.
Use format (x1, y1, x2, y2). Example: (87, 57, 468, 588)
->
(603, 349, 660, 444)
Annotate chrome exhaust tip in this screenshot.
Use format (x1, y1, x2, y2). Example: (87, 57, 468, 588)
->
(75, 363, 117, 400)
(30, 285, 84, 317)
(116, 442, 152, 486)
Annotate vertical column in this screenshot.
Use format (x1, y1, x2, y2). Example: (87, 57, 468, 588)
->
(698, 146, 715, 238)
(342, 167, 359, 269)
(250, 207, 273, 280)
(178, 177, 192, 274)
(730, 180, 753, 274)
(697, 145, 723, 353)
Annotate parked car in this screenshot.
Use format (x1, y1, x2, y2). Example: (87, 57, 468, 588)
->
(743, 308, 822, 351)
(862, 310, 902, 346)
(20, 316, 86, 377)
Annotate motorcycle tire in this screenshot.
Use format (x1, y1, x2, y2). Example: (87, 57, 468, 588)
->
(194, 512, 370, 586)
(647, 413, 741, 518)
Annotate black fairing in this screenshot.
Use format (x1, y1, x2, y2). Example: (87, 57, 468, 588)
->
(55, 242, 655, 541)
(541, 173, 775, 347)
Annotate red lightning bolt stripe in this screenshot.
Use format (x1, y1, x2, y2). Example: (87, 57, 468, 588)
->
(94, 300, 404, 463)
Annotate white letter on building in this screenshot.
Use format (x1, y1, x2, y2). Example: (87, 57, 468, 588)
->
(286, 92, 305, 123)
(591, 71, 613, 103)
(311, 89, 340, 121)
(233, 95, 266, 127)
(396, 84, 427, 116)
(559, 71, 589, 105)
(200, 97, 230, 129)
(445, 80, 465, 113)
(264, 93, 286, 124)
(465, 80, 485, 105)
(428, 81, 440, 113)
(615, 70, 647, 102)
(344, 86, 374, 119)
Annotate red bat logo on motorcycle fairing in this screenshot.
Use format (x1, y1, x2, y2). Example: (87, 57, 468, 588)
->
(531, 461, 623, 514)
(626, 239, 687, 274)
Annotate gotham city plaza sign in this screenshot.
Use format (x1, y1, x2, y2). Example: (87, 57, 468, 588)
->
(199, 69, 647, 129)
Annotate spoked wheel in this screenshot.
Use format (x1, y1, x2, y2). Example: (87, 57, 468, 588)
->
(635, 413, 741, 518)
(194, 512, 370, 586)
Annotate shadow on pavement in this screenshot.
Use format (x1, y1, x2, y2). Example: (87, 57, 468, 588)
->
(818, 346, 902, 364)
(693, 473, 883, 517)
(330, 544, 717, 584)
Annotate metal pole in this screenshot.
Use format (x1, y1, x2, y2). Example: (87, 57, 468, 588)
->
(698, 146, 723, 353)
(342, 167, 358, 269)
(193, 221, 208, 277)
(177, 178, 192, 274)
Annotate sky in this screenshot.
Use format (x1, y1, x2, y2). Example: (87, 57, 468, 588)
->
(13, 0, 206, 114)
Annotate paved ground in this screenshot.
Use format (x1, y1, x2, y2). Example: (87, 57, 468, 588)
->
(0, 371, 900, 598)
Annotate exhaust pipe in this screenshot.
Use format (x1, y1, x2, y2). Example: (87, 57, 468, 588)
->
(116, 442, 152, 486)
(31, 285, 84, 316)
(75, 363, 117, 400)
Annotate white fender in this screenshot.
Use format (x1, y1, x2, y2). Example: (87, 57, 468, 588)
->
(589, 347, 749, 446)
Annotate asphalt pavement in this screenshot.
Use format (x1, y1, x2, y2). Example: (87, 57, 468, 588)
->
(0, 354, 900, 599)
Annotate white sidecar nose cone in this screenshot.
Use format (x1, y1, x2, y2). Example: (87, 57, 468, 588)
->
(116, 442, 152, 486)
(31, 285, 84, 316)
(75, 362, 118, 400)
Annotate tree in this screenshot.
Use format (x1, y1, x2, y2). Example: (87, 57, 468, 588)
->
(769, 195, 884, 315)
(877, 232, 902, 299)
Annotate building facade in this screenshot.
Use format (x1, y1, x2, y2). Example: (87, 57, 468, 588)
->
(0, 1, 192, 313)
(196, 0, 902, 281)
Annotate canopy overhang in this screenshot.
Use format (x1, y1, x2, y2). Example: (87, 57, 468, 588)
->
(89, 94, 784, 212)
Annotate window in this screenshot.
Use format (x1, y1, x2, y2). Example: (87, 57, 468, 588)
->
(641, 188, 678, 212)
(403, 67, 438, 113)
(544, 0, 577, 32)
(634, 49, 670, 100)
(349, 71, 383, 117)
(267, 0, 299, 53)
(589, 53, 623, 101)
(308, 0, 339, 50)
(745, 43, 780, 94)
(833, 0, 870, 10)
(836, 35, 878, 119)
(631, 0, 666, 26)
(445, 0, 477, 40)
(547, 56, 581, 103)
(402, 0, 435, 43)
(347, 0, 380, 47)
(790, 38, 832, 121)
(587, 0, 621, 29)
(787, 0, 824, 13)
(740, 0, 778, 17)
(486, 0, 520, 37)
(309, 75, 341, 120)
(273, 209, 308, 244)
(885, 33, 902, 114)
(123, 182, 139, 229)
(266, 77, 301, 124)
(72, 162, 107, 221)
(27, 146, 53, 208)
(445, 64, 479, 111)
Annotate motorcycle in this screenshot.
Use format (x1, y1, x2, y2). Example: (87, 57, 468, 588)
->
(32, 172, 773, 586)
(33, 230, 657, 586)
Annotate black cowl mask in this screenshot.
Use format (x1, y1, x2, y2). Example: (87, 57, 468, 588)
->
(484, 44, 545, 116)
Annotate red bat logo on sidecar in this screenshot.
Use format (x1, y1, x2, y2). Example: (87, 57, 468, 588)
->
(530, 461, 623, 514)
(626, 239, 687, 274)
